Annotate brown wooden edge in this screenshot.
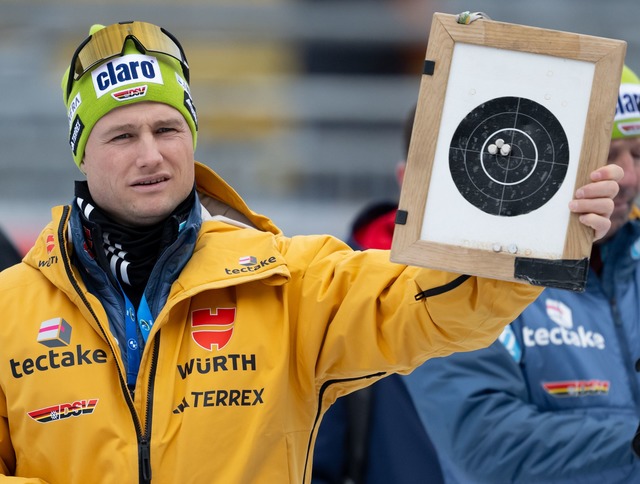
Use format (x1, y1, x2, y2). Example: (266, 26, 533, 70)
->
(390, 12, 626, 285)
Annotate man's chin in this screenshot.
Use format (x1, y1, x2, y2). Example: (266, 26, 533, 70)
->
(119, 209, 172, 228)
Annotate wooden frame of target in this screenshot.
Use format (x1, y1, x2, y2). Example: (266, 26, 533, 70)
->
(390, 12, 626, 291)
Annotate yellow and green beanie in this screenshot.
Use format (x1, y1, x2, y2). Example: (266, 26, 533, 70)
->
(613, 65, 640, 139)
(62, 24, 198, 169)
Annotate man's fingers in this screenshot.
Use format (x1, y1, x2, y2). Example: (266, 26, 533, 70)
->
(568, 164, 622, 242)
(569, 197, 614, 217)
(578, 213, 612, 241)
(574, 180, 620, 201)
(590, 164, 624, 183)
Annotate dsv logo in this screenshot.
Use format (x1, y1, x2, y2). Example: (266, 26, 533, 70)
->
(28, 399, 98, 423)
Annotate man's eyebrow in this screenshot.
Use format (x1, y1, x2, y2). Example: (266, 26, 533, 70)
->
(102, 118, 184, 136)
(152, 117, 184, 127)
(105, 123, 137, 134)
(98, 123, 138, 139)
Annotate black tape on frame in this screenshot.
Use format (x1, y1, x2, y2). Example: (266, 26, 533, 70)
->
(514, 257, 589, 292)
(423, 60, 435, 76)
(395, 210, 408, 225)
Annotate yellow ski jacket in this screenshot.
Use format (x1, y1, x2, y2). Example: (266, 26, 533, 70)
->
(0, 163, 541, 483)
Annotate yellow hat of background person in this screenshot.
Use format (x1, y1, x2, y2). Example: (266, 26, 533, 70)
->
(61, 22, 198, 169)
(613, 65, 640, 139)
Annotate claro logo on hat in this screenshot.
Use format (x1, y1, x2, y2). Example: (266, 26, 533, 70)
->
(616, 84, 640, 118)
(91, 54, 163, 98)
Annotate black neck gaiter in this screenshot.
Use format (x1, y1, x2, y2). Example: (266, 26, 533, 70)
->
(74, 181, 195, 306)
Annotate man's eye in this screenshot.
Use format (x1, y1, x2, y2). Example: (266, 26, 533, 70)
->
(158, 127, 175, 134)
(112, 133, 131, 141)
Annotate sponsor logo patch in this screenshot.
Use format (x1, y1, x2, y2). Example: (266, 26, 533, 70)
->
(177, 353, 257, 380)
(498, 325, 521, 363)
(191, 308, 236, 351)
(545, 299, 572, 328)
(174, 73, 197, 127)
(225, 256, 277, 275)
(112, 85, 147, 101)
(618, 121, 640, 137)
(175, 73, 191, 95)
(542, 380, 610, 397)
(184, 91, 198, 128)
(8, 321, 108, 379)
(239, 256, 257, 266)
(69, 116, 85, 155)
(39, 234, 59, 268)
(67, 93, 82, 127)
(28, 399, 98, 423)
(616, 86, 640, 118)
(46, 234, 55, 254)
(172, 389, 264, 413)
(91, 54, 163, 98)
(37, 318, 71, 347)
(9, 344, 108, 379)
(522, 298, 606, 350)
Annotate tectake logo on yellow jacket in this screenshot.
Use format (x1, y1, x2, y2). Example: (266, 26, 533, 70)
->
(224, 256, 277, 275)
(37, 318, 72, 347)
(9, 318, 109, 379)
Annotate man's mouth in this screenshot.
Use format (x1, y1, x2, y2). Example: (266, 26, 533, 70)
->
(134, 177, 168, 186)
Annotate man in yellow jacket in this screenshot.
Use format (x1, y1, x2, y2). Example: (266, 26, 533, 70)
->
(0, 21, 621, 483)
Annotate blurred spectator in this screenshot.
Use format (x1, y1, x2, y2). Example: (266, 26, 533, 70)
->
(404, 65, 640, 484)
(312, 105, 444, 484)
(0, 228, 21, 271)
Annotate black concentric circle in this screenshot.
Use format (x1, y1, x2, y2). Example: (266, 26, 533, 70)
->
(449, 97, 569, 217)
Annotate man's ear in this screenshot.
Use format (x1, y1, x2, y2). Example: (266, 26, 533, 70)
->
(79, 160, 87, 176)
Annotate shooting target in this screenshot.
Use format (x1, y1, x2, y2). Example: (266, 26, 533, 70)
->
(449, 96, 569, 217)
(391, 13, 625, 290)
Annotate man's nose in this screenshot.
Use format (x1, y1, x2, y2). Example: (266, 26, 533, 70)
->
(136, 134, 163, 167)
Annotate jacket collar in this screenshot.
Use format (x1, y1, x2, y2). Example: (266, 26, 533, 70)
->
(23, 162, 289, 303)
(194, 162, 281, 235)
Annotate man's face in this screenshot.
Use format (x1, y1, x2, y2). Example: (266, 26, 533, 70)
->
(82, 102, 195, 227)
(601, 136, 640, 241)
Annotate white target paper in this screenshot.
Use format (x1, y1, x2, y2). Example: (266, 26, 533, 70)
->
(421, 43, 594, 259)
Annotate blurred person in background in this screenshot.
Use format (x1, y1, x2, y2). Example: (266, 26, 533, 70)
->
(0, 19, 620, 483)
(0, 227, 21, 271)
(312, 105, 444, 484)
(405, 65, 640, 484)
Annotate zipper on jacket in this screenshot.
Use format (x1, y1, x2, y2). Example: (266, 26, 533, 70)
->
(139, 335, 160, 483)
(414, 274, 471, 300)
(140, 438, 152, 482)
(58, 206, 155, 483)
(611, 298, 622, 326)
(302, 372, 386, 483)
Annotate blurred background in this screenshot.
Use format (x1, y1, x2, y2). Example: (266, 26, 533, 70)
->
(1, 0, 639, 254)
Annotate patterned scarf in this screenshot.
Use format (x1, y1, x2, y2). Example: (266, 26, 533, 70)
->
(74, 181, 195, 305)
